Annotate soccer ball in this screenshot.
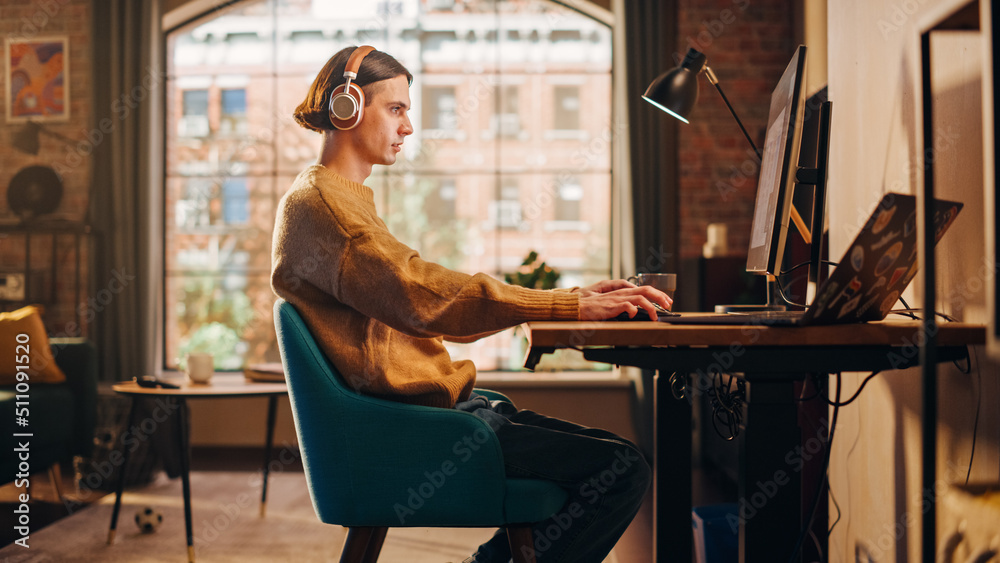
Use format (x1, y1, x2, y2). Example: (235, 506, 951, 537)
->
(134, 506, 163, 533)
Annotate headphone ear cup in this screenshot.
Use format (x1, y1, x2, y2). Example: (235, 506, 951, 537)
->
(329, 82, 365, 130)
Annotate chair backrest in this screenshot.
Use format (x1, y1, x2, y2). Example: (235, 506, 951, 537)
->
(273, 299, 365, 522)
(272, 299, 513, 527)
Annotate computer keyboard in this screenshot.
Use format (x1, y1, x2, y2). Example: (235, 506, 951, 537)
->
(735, 310, 806, 320)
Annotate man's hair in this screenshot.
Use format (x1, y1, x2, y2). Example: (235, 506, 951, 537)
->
(293, 46, 413, 133)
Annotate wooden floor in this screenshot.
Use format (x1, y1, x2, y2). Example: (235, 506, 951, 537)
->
(0, 447, 734, 562)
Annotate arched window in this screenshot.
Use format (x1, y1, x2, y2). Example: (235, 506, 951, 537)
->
(164, 0, 613, 371)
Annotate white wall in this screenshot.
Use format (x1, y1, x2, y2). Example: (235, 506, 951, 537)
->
(827, 1, 1000, 561)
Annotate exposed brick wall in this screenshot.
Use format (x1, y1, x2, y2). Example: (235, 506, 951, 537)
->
(676, 0, 797, 260)
(0, 0, 93, 335)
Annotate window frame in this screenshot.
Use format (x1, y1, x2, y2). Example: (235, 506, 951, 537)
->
(160, 0, 620, 375)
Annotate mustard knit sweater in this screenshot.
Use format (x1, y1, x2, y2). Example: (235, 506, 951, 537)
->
(271, 165, 581, 408)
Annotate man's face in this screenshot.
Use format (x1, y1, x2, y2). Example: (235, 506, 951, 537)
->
(354, 75, 413, 166)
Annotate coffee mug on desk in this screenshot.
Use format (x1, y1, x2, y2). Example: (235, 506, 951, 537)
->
(627, 273, 676, 300)
(185, 353, 214, 384)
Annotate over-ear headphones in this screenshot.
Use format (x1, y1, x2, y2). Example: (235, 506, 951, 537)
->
(329, 45, 376, 130)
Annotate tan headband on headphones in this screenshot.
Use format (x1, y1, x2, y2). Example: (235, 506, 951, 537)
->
(343, 45, 376, 85)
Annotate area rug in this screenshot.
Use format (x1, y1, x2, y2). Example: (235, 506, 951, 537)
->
(0, 470, 505, 562)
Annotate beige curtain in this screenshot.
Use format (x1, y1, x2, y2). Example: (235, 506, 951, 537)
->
(90, 0, 164, 381)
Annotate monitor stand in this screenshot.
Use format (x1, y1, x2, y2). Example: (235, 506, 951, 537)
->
(714, 276, 788, 313)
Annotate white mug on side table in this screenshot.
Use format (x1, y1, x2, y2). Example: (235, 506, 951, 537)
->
(185, 353, 214, 384)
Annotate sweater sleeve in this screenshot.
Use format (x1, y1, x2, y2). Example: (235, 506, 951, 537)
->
(334, 224, 579, 338)
(443, 328, 506, 344)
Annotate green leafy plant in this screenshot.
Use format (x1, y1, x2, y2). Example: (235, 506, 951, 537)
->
(175, 277, 256, 370)
(178, 321, 243, 370)
(505, 251, 561, 289)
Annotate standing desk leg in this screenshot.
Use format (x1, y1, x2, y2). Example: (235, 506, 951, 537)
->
(176, 399, 195, 563)
(260, 395, 278, 517)
(654, 371, 692, 563)
(108, 398, 139, 545)
(739, 378, 801, 563)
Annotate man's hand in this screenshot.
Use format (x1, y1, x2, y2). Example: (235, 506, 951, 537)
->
(575, 279, 635, 297)
(577, 280, 673, 321)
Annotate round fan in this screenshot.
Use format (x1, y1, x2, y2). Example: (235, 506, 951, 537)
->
(7, 165, 63, 219)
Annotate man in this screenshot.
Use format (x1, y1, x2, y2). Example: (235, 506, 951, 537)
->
(272, 45, 671, 563)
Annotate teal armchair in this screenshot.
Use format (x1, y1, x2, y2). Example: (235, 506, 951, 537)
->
(273, 299, 567, 563)
(0, 337, 97, 497)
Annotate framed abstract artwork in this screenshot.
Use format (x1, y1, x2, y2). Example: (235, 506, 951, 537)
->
(6, 36, 69, 122)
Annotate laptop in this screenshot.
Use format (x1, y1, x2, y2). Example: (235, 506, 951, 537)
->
(662, 193, 963, 326)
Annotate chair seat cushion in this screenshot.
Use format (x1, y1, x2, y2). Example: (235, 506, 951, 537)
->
(504, 478, 568, 524)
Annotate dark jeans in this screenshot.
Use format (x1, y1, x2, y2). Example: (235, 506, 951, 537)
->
(458, 396, 652, 563)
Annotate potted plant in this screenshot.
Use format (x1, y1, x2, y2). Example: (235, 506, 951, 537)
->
(504, 251, 561, 369)
(504, 250, 561, 289)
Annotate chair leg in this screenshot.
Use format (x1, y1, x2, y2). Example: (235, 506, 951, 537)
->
(362, 527, 388, 563)
(507, 526, 536, 563)
(340, 527, 388, 563)
(340, 527, 372, 563)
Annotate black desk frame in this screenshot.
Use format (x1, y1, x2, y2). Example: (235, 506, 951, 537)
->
(576, 342, 969, 563)
(919, 2, 987, 560)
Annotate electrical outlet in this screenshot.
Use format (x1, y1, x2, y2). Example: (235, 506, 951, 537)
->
(0, 273, 25, 301)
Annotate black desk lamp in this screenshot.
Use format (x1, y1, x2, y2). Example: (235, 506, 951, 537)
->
(643, 48, 763, 158)
(643, 47, 813, 240)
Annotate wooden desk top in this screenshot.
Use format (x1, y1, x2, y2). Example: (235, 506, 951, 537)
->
(112, 373, 288, 398)
(524, 319, 986, 349)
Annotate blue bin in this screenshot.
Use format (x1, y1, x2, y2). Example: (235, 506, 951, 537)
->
(692, 503, 739, 563)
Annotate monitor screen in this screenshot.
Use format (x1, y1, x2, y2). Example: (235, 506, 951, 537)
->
(746, 45, 807, 275)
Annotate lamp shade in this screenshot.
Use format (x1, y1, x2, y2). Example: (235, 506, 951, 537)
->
(642, 48, 708, 123)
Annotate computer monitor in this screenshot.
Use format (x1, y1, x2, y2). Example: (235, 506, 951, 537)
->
(742, 46, 832, 312)
(798, 86, 831, 293)
(746, 45, 807, 277)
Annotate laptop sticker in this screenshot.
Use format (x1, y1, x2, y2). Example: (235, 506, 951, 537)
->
(888, 267, 907, 288)
(904, 212, 916, 237)
(850, 246, 864, 271)
(837, 294, 863, 319)
(935, 206, 959, 242)
(866, 276, 887, 296)
(901, 261, 920, 287)
(872, 204, 897, 234)
(837, 276, 863, 304)
(874, 241, 903, 276)
(812, 281, 840, 316)
(857, 293, 882, 317)
(872, 230, 901, 251)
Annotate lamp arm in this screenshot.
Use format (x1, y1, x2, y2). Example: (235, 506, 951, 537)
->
(704, 66, 762, 160)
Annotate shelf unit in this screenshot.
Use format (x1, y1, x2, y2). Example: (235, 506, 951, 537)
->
(0, 219, 91, 331)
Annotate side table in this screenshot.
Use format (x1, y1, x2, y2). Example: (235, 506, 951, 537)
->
(105, 374, 288, 563)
